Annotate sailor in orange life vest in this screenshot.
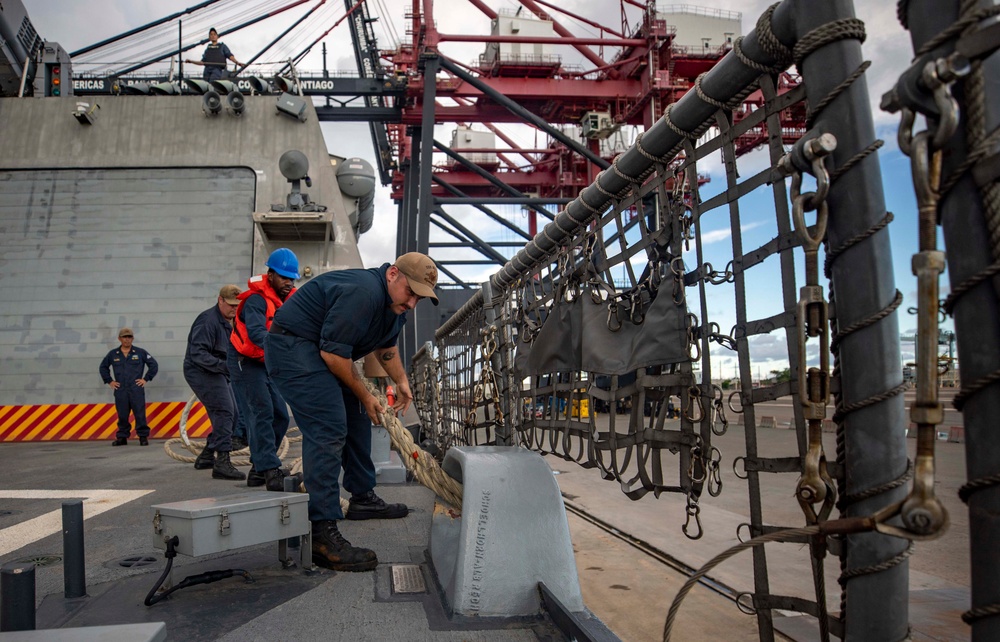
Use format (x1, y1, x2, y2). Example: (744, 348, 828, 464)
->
(227, 248, 299, 491)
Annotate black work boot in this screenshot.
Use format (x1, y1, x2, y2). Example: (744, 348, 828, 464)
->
(194, 445, 215, 469)
(139, 437, 149, 446)
(212, 451, 246, 480)
(247, 465, 266, 487)
(231, 436, 248, 452)
(112, 437, 127, 446)
(264, 468, 287, 492)
(311, 520, 377, 572)
(345, 490, 408, 520)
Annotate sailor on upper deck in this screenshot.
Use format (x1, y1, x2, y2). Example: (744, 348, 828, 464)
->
(185, 27, 243, 82)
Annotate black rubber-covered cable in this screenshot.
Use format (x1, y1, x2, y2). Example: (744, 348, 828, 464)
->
(145, 536, 254, 606)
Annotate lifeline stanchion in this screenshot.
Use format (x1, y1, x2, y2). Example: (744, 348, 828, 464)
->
(62, 499, 87, 599)
(0, 562, 35, 632)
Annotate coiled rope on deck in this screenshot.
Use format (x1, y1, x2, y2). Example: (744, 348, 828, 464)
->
(163, 393, 298, 465)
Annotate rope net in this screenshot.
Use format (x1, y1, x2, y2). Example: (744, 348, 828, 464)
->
(409, 3, 911, 638)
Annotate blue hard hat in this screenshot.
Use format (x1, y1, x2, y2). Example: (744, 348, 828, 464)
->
(266, 248, 300, 279)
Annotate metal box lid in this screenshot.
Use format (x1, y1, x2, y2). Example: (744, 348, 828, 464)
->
(150, 492, 308, 519)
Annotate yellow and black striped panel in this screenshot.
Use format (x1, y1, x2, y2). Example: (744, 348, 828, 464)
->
(0, 402, 212, 442)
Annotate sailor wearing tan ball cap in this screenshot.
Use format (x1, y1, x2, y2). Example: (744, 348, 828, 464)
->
(391, 251, 440, 307)
(265, 253, 438, 572)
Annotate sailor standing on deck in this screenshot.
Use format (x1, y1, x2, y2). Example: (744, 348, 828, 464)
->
(265, 253, 439, 572)
(185, 285, 245, 481)
(99, 328, 158, 447)
(228, 248, 299, 491)
(185, 28, 243, 82)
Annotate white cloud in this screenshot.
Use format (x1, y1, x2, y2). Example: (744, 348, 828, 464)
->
(701, 220, 766, 245)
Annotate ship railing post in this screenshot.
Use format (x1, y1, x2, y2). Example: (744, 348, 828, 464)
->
(62, 499, 87, 599)
(774, 1, 909, 639)
(0, 562, 35, 631)
(897, 2, 1000, 639)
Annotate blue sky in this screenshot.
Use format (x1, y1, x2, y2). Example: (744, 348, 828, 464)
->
(25, 0, 943, 373)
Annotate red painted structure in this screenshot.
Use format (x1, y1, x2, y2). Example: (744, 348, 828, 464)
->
(380, 0, 806, 203)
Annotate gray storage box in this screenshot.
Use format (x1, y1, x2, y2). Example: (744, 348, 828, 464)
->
(151, 492, 310, 557)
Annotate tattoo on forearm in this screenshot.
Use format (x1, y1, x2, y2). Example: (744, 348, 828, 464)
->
(380, 350, 396, 362)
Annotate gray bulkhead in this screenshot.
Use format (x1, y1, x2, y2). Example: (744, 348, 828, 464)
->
(0, 94, 362, 406)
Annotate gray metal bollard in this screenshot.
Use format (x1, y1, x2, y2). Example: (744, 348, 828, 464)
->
(62, 499, 86, 599)
(1, 562, 36, 631)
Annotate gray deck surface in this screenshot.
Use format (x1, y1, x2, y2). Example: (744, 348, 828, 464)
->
(0, 389, 971, 641)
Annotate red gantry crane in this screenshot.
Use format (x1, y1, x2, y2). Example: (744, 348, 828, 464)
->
(374, 1, 804, 241)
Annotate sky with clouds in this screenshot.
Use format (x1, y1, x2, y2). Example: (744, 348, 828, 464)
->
(24, 0, 948, 375)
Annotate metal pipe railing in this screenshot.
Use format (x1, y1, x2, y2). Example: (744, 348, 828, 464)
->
(902, 2, 1000, 640)
(773, 2, 909, 639)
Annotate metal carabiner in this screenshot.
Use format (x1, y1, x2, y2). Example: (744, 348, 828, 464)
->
(711, 386, 728, 436)
(684, 386, 704, 422)
(707, 447, 723, 496)
(682, 498, 703, 540)
(588, 278, 604, 304)
(688, 446, 707, 484)
(671, 256, 687, 306)
(607, 300, 622, 332)
(629, 293, 645, 324)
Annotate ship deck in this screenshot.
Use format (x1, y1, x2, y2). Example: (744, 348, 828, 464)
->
(0, 390, 970, 641)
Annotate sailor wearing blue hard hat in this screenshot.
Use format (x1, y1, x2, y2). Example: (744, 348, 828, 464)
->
(228, 248, 300, 491)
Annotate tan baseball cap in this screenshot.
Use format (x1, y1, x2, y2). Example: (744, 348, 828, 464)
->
(118, 327, 134, 338)
(394, 252, 439, 305)
(219, 284, 241, 305)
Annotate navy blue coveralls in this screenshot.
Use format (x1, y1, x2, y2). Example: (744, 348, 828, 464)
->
(99, 346, 158, 439)
(231, 365, 248, 443)
(265, 264, 405, 522)
(226, 332, 247, 445)
(183, 305, 237, 452)
(200, 41, 233, 82)
(228, 294, 290, 472)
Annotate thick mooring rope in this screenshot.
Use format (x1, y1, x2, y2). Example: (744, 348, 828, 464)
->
(165, 379, 463, 513)
(365, 379, 464, 509)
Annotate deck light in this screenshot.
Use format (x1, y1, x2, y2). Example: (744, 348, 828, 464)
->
(272, 76, 298, 94)
(150, 82, 178, 95)
(184, 79, 212, 94)
(122, 82, 150, 95)
(248, 76, 271, 95)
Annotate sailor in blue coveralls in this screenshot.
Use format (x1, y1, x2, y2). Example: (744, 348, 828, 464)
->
(265, 252, 439, 572)
(185, 27, 243, 82)
(184, 285, 246, 481)
(99, 327, 158, 446)
(229, 248, 300, 491)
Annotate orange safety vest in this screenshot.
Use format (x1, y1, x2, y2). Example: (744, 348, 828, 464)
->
(230, 274, 296, 361)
